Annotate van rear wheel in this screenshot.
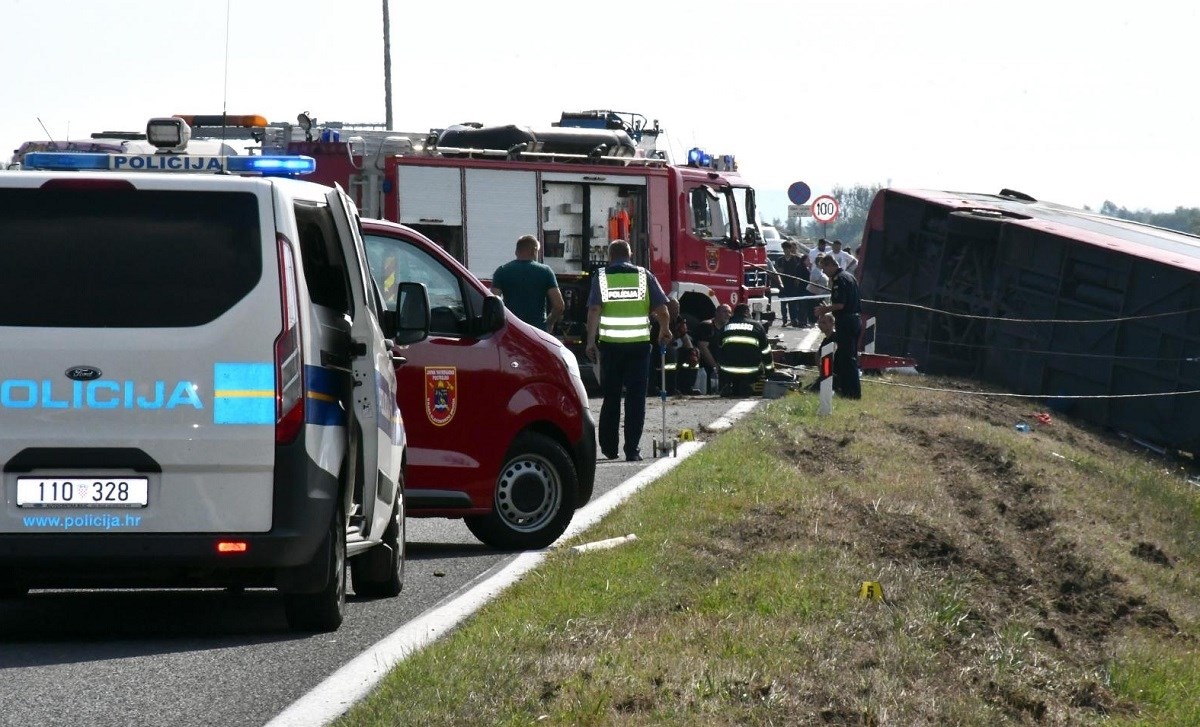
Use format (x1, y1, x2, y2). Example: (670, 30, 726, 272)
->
(284, 504, 347, 632)
(465, 432, 577, 550)
(351, 499, 405, 598)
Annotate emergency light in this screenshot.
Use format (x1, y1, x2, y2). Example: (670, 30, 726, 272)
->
(228, 156, 317, 174)
(147, 117, 190, 150)
(22, 152, 316, 176)
(23, 152, 110, 171)
(686, 147, 737, 171)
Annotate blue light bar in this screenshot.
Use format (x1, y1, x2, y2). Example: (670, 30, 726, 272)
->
(20, 152, 316, 177)
(227, 155, 316, 175)
(23, 152, 111, 171)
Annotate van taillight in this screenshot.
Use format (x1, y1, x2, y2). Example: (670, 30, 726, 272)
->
(275, 234, 304, 444)
(217, 540, 249, 554)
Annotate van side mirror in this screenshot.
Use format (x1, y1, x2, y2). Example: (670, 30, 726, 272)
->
(393, 281, 430, 346)
(480, 295, 506, 334)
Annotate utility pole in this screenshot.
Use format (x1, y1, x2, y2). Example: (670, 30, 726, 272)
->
(382, 0, 393, 130)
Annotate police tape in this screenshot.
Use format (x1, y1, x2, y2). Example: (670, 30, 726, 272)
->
(774, 294, 830, 303)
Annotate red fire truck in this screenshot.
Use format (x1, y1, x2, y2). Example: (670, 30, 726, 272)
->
(249, 110, 771, 365)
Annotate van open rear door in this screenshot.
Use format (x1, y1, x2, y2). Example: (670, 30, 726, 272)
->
(326, 186, 403, 539)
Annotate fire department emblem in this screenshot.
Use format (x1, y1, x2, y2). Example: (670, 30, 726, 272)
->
(705, 246, 720, 272)
(424, 366, 458, 427)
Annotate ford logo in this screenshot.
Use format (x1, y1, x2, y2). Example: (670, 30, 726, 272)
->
(65, 366, 103, 381)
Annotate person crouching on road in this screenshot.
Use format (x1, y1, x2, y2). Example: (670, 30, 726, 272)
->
(585, 240, 672, 462)
(693, 304, 731, 395)
(649, 296, 698, 395)
(716, 303, 774, 398)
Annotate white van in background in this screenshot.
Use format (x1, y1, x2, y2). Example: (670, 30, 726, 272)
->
(762, 223, 785, 262)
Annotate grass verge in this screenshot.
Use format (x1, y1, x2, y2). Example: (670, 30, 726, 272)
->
(340, 376, 1200, 726)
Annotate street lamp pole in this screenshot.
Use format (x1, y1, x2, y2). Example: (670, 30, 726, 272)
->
(382, 0, 393, 130)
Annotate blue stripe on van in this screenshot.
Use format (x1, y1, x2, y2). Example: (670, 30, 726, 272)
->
(213, 363, 275, 425)
(305, 365, 348, 427)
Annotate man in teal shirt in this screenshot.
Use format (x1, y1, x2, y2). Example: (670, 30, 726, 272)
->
(491, 234, 564, 331)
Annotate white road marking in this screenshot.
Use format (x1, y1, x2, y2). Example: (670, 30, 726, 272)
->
(264, 399, 761, 727)
(700, 400, 760, 433)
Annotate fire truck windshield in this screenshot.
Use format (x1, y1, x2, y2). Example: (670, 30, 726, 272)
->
(730, 186, 763, 248)
(689, 186, 732, 244)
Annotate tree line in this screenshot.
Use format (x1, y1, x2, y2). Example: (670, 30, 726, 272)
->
(1095, 200, 1200, 236)
(770, 184, 883, 250)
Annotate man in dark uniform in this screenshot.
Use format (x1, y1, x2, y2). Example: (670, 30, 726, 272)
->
(585, 240, 671, 461)
(816, 255, 862, 399)
(773, 241, 806, 327)
(716, 303, 774, 397)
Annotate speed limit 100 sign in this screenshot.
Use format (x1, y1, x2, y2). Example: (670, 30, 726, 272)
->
(811, 195, 839, 224)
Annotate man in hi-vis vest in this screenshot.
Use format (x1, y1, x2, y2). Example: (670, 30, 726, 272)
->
(585, 240, 671, 462)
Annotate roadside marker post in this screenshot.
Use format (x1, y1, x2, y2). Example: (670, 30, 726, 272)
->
(818, 341, 836, 416)
(863, 316, 876, 355)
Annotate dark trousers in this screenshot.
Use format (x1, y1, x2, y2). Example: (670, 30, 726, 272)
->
(833, 315, 862, 399)
(801, 297, 819, 325)
(599, 342, 652, 458)
(675, 352, 698, 392)
(649, 346, 675, 394)
(781, 287, 802, 324)
(650, 346, 698, 394)
(720, 374, 758, 398)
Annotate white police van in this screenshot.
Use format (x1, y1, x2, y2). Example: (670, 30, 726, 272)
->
(0, 118, 428, 632)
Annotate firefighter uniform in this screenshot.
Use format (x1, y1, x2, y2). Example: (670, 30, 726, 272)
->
(716, 308, 773, 397)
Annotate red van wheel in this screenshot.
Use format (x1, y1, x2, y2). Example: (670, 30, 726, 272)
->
(465, 432, 578, 550)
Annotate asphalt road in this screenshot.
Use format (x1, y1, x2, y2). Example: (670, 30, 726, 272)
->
(0, 392, 754, 727)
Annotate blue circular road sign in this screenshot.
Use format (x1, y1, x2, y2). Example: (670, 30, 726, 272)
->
(787, 181, 812, 205)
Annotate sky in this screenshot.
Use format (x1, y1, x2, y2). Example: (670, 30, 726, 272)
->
(4, 0, 1198, 223)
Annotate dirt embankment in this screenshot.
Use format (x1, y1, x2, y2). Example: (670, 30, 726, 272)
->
(740, 387, 1192, 723)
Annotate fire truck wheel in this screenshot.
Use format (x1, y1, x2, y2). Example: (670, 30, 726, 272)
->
(465, 432, 578, 550)
(285, 504, 347, 632)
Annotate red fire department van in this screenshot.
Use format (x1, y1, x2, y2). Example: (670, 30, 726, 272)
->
(255, 111, 771, 366)
(361, 218, 596, 550)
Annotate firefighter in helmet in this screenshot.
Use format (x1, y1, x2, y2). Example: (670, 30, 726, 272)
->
(716, 303, 773, 397)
